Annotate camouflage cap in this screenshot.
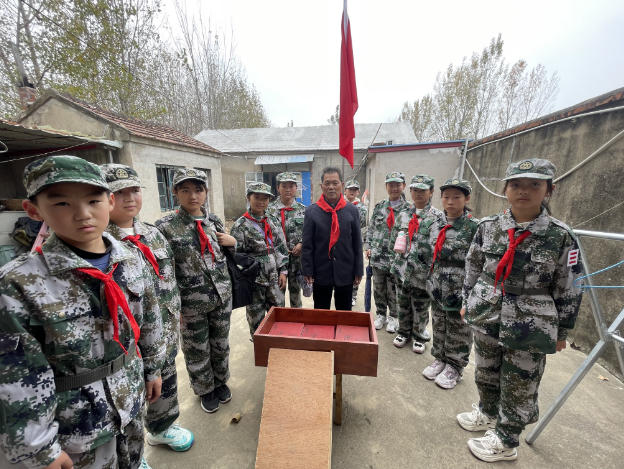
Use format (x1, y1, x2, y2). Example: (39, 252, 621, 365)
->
(276, 172, 299, 184)
(247, 182, 275, 199)
(345, 179, 360, 189)
(440, 178, 472, 195)
(502, 158, 557, 181)
(24, 155, 110, 198)
(100, 164, 144, 192)
(409, 174, 435, 190)
(173, 168, 208, 186)
(385, 171, 406, 183)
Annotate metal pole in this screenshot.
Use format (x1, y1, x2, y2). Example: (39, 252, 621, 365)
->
(575, 236, 608, 341)
(607, 308, 624, 378)
(458, 138, 469, 179)
(573, 229, 624, 242)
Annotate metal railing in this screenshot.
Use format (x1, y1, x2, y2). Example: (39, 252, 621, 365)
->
(526, 229, 624, 444)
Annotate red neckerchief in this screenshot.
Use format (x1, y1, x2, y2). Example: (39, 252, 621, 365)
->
(387, 207, 395, 232)
(407, 212, 421, 251)
(352, 200, 359, 205)
(431, 224, 453, 272)
(243, 212, 273, 251)
(316, 194, 348, 258)
(195, 220, 215, 261)
(280, 207, 293, 241)
(76, 265, 141, 357)
(123, 234, 162, 279)
(494, 229, 532, 294)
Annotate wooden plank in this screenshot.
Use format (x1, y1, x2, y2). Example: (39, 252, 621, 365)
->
(335, 325, 370, 343)
(301, 324, 336, 339)
(255, 349, 333, 469)
(269, 322, 304, 337)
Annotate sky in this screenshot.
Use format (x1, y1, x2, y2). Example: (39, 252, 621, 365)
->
(165, 0, 624, 128)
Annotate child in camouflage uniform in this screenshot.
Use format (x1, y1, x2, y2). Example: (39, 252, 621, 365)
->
(365, 172, 410, 333)
(155, 169, 237, 415)
(0, 156, 164, 469)
(457, 159, 583, 462)
(344, 179, 368, 307)
(101, 164, 194, 454)
(231, 183, 289, 337)
(267, 172, 306, 308)
(421, 179, 479, 390)
(391, 174, 443, 353)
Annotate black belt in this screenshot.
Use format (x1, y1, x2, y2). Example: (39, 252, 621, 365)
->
(250, 249, 274, 257)
(480, 274, 550, 296)
(55, 347, 137, 392)
(438, 259, 466, 268)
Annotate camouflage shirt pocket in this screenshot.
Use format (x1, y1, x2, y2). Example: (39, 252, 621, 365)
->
(30, 302, 93, 357)
(0, 332, 29, 383)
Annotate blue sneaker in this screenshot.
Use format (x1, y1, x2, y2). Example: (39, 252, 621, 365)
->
(147, 423, 195, 452)
(139, 457, 152, 469)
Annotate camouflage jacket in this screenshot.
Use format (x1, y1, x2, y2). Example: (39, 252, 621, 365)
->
(107, 219, 181, 321)
(390, 201, 443, 288)
(424, 211, 479, 311)
(267, 199, 306, 273)
(463, 208, 583, 354)
(364, 197, 411, 270)
(230, 212, 289, 286)
(0, 233, 164, 467)
(155, 207, 232, 303)
(350, 198, 368, 242)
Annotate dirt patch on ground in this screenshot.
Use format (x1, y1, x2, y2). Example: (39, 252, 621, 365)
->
(224, 219, 235, 234)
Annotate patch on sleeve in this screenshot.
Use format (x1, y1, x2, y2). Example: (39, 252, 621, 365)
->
(567, 249, 579, 266)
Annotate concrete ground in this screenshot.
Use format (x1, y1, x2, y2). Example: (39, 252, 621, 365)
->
(146, 287, 624, 469)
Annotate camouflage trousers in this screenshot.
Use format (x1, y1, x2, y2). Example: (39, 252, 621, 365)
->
(352, 282, 359, 302)
(144, 308, 180, 434)
(287, 269, 302, 308)
(246, 282, 285, 337)
(70, 415, 144, 469)
(430, 303, 473, 372)
(372, 267, 397, 318)
(180, 289, 232, 396)
(474, 329, 546, 448)
(396, 279, 430, 341)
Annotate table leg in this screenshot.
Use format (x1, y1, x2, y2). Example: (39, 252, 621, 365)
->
(334, 374, 343, 426)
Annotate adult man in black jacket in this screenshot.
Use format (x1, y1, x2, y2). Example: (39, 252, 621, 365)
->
(302, 166, 364, 310)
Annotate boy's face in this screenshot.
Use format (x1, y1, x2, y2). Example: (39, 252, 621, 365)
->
(110, 187, 142, 224)
(278, 181, 297, 200)
(345, 187, 360, 201)
(24, 182, 113, 248)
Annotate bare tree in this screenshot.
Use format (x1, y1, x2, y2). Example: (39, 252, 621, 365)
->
(327, 105, 339, 124)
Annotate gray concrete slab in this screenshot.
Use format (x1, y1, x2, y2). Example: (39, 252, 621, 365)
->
(146, 287, 624, 469)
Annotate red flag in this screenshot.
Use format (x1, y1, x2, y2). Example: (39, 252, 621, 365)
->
(339, 0, 358, 169)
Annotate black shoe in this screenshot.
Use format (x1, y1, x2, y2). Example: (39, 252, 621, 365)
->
(200, 391, 219, 413)
(215, 384, 232, 404)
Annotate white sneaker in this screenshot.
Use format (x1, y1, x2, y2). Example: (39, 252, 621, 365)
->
(412, 340, 425, 354)
(139, 457, 152, 469)
(386, 316, 398, 333)
(374, 314, 387, 330)
(147, 423, 195, 452)
(352, 298, 356, 306)
(422, 359, 446, 380)
(393, 335, 409, 348)
(467, 430, 518, 462)
(435, 364, 463, 389)
(416, 329, 431, 342)
(457, 403, 496, 431)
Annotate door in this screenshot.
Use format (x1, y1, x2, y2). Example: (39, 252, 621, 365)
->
(300, 171, 312, 205)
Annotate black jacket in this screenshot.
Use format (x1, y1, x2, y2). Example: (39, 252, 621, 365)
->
(302, 201, 364, 287)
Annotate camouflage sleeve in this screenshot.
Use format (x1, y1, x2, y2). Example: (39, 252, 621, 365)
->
(273, 221, 290, 272)
(137, 260, 165, 382)
(230, 220, 246, 253)
(463, 223, 486, 309)
(360, 207, 368, 242)
(0, 284, 62, 469)
(551, 233, 584, 341)
(364, 205, 378, 250)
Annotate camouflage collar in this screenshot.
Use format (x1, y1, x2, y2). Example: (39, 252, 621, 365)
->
(106, 219, 149, 241)
(384, 197, 409, 210)
(41, 232, 134, 276)
(442, 210, 472, 228)
(415, 200, 433, 213)
(272, 199, 303, 209)
(246, 211, 267, 222)
(501, 207, 550, 234)
(177, 205, 207, 226)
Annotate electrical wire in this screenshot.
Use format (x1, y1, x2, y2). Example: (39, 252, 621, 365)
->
(0, 142, 92, 165)
(464, 158, 506, 199)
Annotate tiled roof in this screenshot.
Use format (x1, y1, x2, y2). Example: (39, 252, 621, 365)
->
(195, 122, 416, 153)
(32, 90, 220, 154)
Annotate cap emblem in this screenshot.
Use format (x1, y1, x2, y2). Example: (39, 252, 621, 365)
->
(417, 177, 424, 182)
(115, 168, 129, 179)
(519, 161, 534, 171)
(452, 179, 460, 185)
(187, 170, 197, 176)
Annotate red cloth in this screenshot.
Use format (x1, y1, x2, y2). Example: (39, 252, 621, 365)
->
(430, 224, 453, 272)
(316, 194, 348, 258)
(123, 235, 162, 279)
(77, 265, 141, 357)
(280, 207, 293, 241)
(387, 207, 395, 232)
(339, 1, 358, 169)
(407, 213, 420, 250)
(352, 200, 359, 205)
(195, 220, 215, 261)
(243, 212, 274, 251)
(494, 229, 532, 294)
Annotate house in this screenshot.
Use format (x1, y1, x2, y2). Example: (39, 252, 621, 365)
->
(14, 89, 224, 222)
(195, 122, 417, 219)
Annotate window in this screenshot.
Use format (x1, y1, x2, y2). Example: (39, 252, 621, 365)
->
(156, 164, 183, 211)
(245, 172, 264, 191)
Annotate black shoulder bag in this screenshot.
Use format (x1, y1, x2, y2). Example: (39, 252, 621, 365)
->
(210, 215, 260, 309)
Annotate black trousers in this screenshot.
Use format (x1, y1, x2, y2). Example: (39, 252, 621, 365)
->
(313, 283, 353, 311)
